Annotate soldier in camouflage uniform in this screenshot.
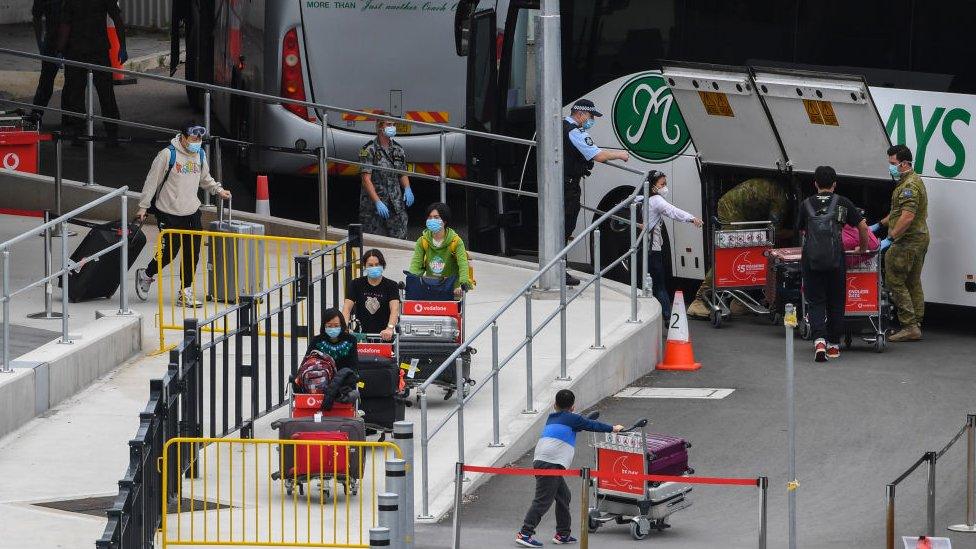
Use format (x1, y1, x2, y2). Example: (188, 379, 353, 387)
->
(359, 115, 414, 239)
(688, 178, 790, 319)
(874, 144, 928, 342)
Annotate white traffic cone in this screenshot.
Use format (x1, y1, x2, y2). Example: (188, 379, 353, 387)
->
(255, 174, 270, 216)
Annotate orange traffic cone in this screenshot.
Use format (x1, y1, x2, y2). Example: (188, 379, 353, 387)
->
(255, 175, 270, 216)
(106, 16, 135, 85)
(657, 290, 702, 371)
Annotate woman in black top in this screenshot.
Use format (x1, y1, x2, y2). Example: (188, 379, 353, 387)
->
(305, 307, 359, 372)
(343, 249, 400, 341)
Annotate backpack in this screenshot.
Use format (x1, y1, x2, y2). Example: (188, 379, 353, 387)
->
(802, 194, 842, 272)
(420, 234, 476, 289)
(149, 144, 206, 214)
(295, 351, 337, 394)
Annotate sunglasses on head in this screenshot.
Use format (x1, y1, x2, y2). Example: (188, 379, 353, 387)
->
(185, 126, 207, 137)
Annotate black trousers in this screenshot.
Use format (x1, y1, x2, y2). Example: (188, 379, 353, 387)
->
(564, 177, 581, 239)
(147, 210, 203, 288)
(802, 263, 846, 345)
(61, 50, 120, 138)
(31, 44, 61, 117)
(521, 461, 572, 537)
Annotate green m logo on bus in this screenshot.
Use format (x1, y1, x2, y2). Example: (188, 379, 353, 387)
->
(612, 73, 691, 162)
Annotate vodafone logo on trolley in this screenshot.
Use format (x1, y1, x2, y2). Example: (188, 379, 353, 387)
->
(2, 152, 20, 170)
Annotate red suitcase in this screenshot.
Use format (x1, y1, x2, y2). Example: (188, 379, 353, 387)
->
(646, 434, 692, 476)
(291, 431, 350, 477)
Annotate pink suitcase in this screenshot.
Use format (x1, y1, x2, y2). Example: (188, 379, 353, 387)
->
(646, 434, 693, 476)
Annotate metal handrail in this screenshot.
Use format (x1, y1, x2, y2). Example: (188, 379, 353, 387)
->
(0, 186, 128, 250)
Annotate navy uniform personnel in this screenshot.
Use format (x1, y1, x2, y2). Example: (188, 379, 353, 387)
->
(563, 99, 629, 285)
(874, 144, 928, 342)
(359, 115, 414, 239)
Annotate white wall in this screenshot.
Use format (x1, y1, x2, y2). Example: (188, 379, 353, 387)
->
(0, 0, 32, 25)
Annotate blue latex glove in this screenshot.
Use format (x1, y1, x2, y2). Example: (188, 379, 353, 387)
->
(869, 223, 881, 234)
(375, 200, 390, 219)
(118, 45, 128, 64)
(403, 187, 414, 207)
(879, 237, 892, 251)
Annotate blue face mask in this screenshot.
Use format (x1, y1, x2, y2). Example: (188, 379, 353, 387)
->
(581, 118, 595, 131)
(888, 164, 901, 178)
(383, 125, 397, 138)
(324, 326, 342, 339)
(365, 266, 384, 279)
(187, 141, 202, 154)
(426, 218, 444, 233)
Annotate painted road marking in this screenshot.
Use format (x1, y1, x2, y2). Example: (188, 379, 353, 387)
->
(614, 387, 734, 399)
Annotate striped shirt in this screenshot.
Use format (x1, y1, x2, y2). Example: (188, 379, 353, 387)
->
(533, 411, 613, 468)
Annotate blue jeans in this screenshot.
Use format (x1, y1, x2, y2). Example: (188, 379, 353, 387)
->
(650, 251, 671, 319)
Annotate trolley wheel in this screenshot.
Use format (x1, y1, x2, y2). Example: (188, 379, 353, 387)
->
(874, 333, 886, 353)
(844, 332, 852, 349)
(587, 510, 601, 533)
(798, 319, 811, 340)
(710, 308, 722, 329)
(442, 388, 455, 400)
(630, 518, 650, 540)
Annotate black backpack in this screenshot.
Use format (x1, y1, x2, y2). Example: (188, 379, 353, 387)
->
(802, 194, 842, 271)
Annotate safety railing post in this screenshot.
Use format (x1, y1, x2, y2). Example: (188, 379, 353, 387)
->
(1, 249, 9, 372)
(628, 199, 638, 323)
(925, 451, 936, 536)
(439, 132, 447, 203)
(886, 483, 896, 549)
(378, 493, 401, 549)
(489, 322, 503, 447)
(758, 476, 768, 549)
(212, 136, 223, 183)
(203, 90, 212, 207)
(950, 413, 976, 532)
(522, 291, 536, 414)
(418, 389, 433, 519)
(370, 527, 391, 549)
(59, 221, 71, 344)
(346, 223, 362, 288)
(556, 259, 569, 380)
(641, 178, 651, 297)
(452, 462, 463, 549)
(54, 133, 63, 218)
(319, 112, 330, 240)
(591, 229, 604, 349)
(455, 357, 466, 469)
(118, 195, 129, 315)
(579, 467, 590, 549)
(27, 211, 63, 320)
(393, 421, 415, 549)
(387, 459, 407, 549)
(86, 70, 94, 185)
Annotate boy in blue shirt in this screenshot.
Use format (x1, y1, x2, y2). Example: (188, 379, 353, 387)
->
(516, 389, 623, 547)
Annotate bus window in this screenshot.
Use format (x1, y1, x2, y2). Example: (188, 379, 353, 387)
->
(506, 8, 538, 113)
(679, 0, 794, 66)
(468, 11, 497, 131)
(910, 3, 976, 94)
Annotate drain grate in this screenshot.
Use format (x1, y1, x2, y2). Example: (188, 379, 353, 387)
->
(34, 495, 231, 517)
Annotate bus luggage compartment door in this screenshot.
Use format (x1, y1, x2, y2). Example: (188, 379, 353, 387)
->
(751, 68, 891, 180)
(661, 62, 787, 171)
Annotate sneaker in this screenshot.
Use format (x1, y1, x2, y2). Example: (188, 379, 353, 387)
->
(889, 325, 922, 342)
(687, 298, 711, 319)
(176, 288, 203, 308)
(515, 533, 543, 547)
(826, 344, 840, 359)
(552, 533, 578, 544)
(814, 338, 827, 362)
(135, 268, 153, 301)
(565, 273, 580, 287)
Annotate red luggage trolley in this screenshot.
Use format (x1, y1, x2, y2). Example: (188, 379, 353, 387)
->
(707, 220, 776, 327)
(587, 419, 693, 540)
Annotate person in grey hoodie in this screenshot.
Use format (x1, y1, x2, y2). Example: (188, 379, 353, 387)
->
(134, 121, 231, 307)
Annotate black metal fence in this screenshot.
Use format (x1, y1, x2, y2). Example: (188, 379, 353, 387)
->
(95, 226, 362, 549)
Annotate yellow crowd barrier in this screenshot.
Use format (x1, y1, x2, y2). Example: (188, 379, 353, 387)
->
(160, 437, 402, 548)
(152, 229, 352, 352)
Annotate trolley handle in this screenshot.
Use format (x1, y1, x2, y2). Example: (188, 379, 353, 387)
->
(714, 219, 773, 228)
(844, 249, 880, 257)
(622, 418, 648, 432)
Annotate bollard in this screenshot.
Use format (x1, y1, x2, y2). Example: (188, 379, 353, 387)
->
(950, 413, 976, 532)
(556, 259, 569, 380)
(378, 493, 401, 549)
(489, 323, 503, 447)
(386, 459, 407, 548)
(579, 467, 591, 549)
(591, 229, 604, 349)
(393, 421, 415, 549)
(452, 462, 463, 549)
(370, 527, 391, 548)
(758, 476, 768, 549)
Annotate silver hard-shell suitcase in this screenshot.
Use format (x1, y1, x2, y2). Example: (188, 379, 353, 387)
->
(207, 198, 265, 302)
(399, 314, 460, 342)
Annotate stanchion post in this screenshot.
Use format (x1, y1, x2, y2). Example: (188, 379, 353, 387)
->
(369, 527, 391, 549)
(490, 322, 503, 447)
(886, 483, 896, 549)
(556, 259, 569, 380)
(784, 302, 797, 549)
(418, 389, 433, 519)
(926, 451, 937, 536)
(203, 91, 212, 207)
(2, 249, 10, 372)
(59, 221, 71, 344)
(758, 476, 768, 549)
(393, 421, 415, 549)
(950, 413, 976, 532)
(386, 459, 407, 549)
(641, 178, 651, 297)
(579, 467, 591, 549)
(319, 112, 330, 240)
(628, 199, 638, 322)
(455, 357, 466, 471)
(591, 229, 603, 349)
(439, 132, 447, 203)
(522, 291, 536, 414)
(86, 70, 94, 185)
(378, 493, 401, 549)
(452, 462, 463, 549)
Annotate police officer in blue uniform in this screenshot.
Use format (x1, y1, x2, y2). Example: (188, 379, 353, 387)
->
(563, 99, 629, 285)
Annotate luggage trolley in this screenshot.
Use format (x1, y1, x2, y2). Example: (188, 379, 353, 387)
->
(707, 219, 776, 327)
(587, 418, 693, 540)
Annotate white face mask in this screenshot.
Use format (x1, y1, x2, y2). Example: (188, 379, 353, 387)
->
(656, 186, 669, 198)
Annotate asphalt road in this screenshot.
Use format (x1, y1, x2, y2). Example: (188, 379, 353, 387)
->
(418, 315, 976, 548)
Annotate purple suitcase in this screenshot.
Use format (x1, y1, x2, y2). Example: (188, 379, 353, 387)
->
(646, 434, 692, 476)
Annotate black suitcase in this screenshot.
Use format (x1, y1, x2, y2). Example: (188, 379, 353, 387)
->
(270, 416, 367, 486)
(59, 219, 146, 302)
(357, 356, 399, 398)
(400, 341, 472, 387)
(360, 396, 406, 431)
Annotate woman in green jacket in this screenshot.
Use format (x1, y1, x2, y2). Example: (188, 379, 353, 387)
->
(408, 202, 472, 298)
